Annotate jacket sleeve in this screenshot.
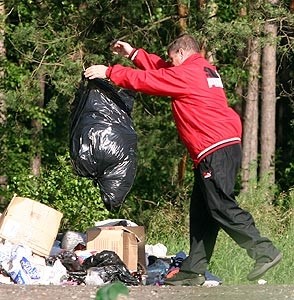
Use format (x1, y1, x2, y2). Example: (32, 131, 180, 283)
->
(132, 49, 172, 70)
(106, 64, 189, 97)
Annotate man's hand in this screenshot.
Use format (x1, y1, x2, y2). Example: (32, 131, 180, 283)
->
(111, 40, 134, 58)
(84, 65, 108, 79)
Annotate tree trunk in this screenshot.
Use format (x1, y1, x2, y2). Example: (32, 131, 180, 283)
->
(0, 1, 6, 125)
(177, 0, 190, 186)
(197, 0, 206, 9)
(0, 1, 7, 203)
(241, 37, 260, 191)
(177, 0, 189, 33)
(177, 151, 187, 187)
(290, 0, 294, 13)
(197, 0, 217, 64)
(30, 0, 48, 177)
(234, 4, 247, 117)
(260, 2, 278, 185)
(30, 73, 45, 176)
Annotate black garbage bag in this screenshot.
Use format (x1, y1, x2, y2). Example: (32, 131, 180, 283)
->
(83, 250, 139, 286)
(46, 251, 87, 285)
(70, 77, 137, 211)
(56, 251, 84, 272)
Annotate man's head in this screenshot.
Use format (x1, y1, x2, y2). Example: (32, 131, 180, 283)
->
(167, 34, 200, 66)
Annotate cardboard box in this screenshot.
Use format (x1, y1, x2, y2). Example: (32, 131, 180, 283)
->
(125, 226, 146, 272)
(86, 226, 141, 272)
(0, 196, 63, 257)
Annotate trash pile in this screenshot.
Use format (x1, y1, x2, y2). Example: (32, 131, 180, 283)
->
(0, 196, 223, 287)
(145, 243, 222, 287)
(0, 237, 140, 285)
(0, 237, 222, 287)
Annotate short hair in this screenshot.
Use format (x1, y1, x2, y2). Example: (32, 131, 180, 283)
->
(167, 34, 200, 54)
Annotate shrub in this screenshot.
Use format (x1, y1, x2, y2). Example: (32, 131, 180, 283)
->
(5, 154, 111, 232)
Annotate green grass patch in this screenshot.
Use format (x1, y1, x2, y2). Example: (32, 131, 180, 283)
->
(146, 201, 190, 255)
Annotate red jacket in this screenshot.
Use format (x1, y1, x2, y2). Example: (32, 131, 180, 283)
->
(106, 49, 242, 166)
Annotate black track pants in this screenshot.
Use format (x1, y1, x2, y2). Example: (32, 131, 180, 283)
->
(181, 144, 279, 274)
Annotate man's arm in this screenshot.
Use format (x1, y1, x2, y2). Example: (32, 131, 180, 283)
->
(112, 41, 171, 70)
(132, 48, 172, 70)
(105, 63, 188, 97)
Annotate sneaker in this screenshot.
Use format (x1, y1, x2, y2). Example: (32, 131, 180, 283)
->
(247, 252, 282, 281)
(164, 271, 205, 286)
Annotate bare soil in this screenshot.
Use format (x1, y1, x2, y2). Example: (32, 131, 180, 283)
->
(0, 284, 293, 300)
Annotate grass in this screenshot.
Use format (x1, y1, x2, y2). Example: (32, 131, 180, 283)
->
(145, 184, 294, 284)
(146, 200, 190, 255)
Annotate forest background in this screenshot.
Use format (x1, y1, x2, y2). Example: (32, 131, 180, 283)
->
(0, 0, 293, 284)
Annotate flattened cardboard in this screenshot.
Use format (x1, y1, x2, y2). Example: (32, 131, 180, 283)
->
(0, 196, 63, 257)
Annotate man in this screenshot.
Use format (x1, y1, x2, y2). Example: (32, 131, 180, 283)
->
(84, 34, 282, 286)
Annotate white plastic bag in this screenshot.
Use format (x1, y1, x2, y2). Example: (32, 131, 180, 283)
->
(2, 244, 40, 284)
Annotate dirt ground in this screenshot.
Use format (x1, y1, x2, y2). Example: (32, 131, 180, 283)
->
(0, 284, 293, 300)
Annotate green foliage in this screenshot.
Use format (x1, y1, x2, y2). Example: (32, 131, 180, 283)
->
(4, 154, 110, 232)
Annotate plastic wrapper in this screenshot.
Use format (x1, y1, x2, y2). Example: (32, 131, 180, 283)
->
(48, 251, 87, 285)
(70, 77, 137, 211)
(0, 241, 69, 285)
(61, 231, 86, 252)
(1, 244, 40, 284)
(85, 267, 105, 285)
(146, 258, 169, 285)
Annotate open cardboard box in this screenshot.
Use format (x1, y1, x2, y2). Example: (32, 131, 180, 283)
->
(86, 225, 146, 273)
(125, 226, 146, 272)
(0, 196, 63, 257)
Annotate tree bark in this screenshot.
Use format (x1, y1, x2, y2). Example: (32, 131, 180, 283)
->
(177, 151, 187, 187)
(0, 1, 6, 125)
(197, 0, 206, 9)
(234, 4, 247, 119)
(260, 6, 278, 185)
(30, 73, 45, 176)
(30, 0, 48, 177)
(197, 0, 217, 64)
(290, 0, 294, 13)
(176, 0, 190, 186)
(177, 0, 189, 33)
(0, 1, 7, 203)
(241, 37, 260, 191)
